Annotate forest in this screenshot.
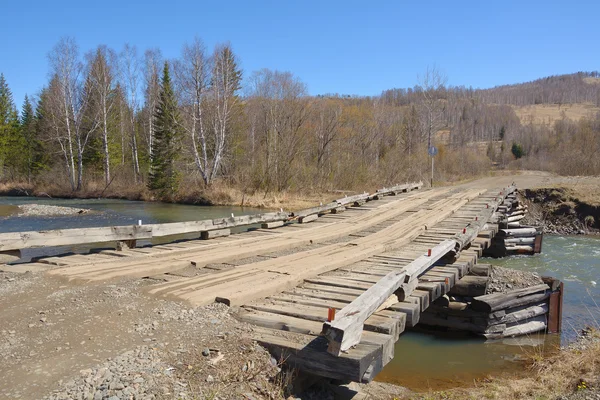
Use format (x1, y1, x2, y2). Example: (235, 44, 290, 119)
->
(1, 37, 599, 203)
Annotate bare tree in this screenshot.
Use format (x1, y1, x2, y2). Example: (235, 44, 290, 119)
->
(248, 69, 309, 191)
(208, 43, 242, 183)
(418, 65, 447, 149)
(315, 99, 341, 172)
(174, 38, 211, 184)
(48, 37, 99, 191)
(87, 45, 117, 185)
(120, 44, 142, 182)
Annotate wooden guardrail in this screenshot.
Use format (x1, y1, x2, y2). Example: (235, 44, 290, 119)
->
(451, 184, 517, 254)
(0, 182, 422, 259)
(0, 212, 289, 254)
(322, 239, 456, 355)
(292, 182, 423, 219)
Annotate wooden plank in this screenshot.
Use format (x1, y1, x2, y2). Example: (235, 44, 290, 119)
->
(298, 214, 319, 224)
(149, 212, 289, 237)
(251, 327, 380, 382)
(0, 225, 153, 252)
(322, 240, 454, 355)
(448, 275, 489, 297)
(238, 309, 395, 365)
(471, 284, 551, 312)
(387, 301, 420, 327)
(200, 228, 231, 240)
(262, 221, 285, 229)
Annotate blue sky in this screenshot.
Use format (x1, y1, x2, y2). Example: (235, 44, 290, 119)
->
(1, 0, 599, 108)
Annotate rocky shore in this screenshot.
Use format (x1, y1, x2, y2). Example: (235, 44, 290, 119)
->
(520, 188, 600, 235)
(17, 204, 92, 217)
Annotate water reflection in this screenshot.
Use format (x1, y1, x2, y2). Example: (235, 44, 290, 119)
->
(378, 235, 599, 390)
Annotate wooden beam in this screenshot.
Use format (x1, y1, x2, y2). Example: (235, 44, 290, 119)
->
(0, 225, 153, 252)
(322, 239, 455, 356)
(200, 228, 231, 240)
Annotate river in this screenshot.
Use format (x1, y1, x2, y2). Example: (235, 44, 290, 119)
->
(378, 235, 600, 390)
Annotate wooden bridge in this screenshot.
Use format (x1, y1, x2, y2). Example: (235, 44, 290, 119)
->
(1, 182, 523, 383)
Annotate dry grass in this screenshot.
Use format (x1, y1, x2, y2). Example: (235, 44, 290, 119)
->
(530, 177, 600, 207)
(411, 330, 600, 400)
(583, 77, 600, 85)
(512, 102, 600, 125)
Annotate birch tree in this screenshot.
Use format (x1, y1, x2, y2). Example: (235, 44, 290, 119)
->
(174, 38, 211, 184)
(207, 43, 241, 184)
(143, 48, 162, 169)
(87, 45, 117, 185)
(120, 44, 142, 182)
(48, 37, 100, 190)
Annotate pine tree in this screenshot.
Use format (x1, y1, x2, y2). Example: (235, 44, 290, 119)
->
(21, 95, 47, 183)
(148, 62, 182, 197)
(0, 73, 21, 179)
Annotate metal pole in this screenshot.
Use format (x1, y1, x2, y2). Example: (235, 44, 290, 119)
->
(431, 156, 434, 187)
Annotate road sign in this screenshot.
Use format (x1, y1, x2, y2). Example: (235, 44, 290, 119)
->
(428, 146, 438, 156)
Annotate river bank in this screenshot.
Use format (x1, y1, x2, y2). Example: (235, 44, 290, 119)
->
(0, 182, 336, 212)
(520, 185, 600, 235)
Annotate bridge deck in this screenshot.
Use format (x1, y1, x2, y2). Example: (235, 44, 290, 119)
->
(1, 185, 504, 383)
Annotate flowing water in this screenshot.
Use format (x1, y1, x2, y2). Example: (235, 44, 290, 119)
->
(378, 235, 600, 391)
(0, 196, 263, 261)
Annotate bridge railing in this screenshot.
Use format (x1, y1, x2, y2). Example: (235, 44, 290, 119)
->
(0, 182, 423, 261)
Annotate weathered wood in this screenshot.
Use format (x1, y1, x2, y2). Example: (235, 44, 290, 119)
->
(322, 240, 454, 356)
(387, 301, 420, 327)
(488, 303, 549, 325)
(292, 202, 339, 219)
(504, 237, 535, 245)
(262, 221, 285, 229)
(0, 225, 153, 252)
(469, 264, 491, 276)
(419, 313, 487, 333)
(298, 214, 319, 224)
(498, 227, 537, 237)
(448, 275, 489, 297)
(238, 309, 395, 366)
(200, 228, 231, 240)
(451, 185, 517, 253)
(150, 212, 289, 237)
(470, 284, 550, 312)
(251, 327, 381, 382)
(484, 316, 547, 339)
(506, 245, 534, 253)
(322, 269, 407, 356)
(507, 214, 525, 223)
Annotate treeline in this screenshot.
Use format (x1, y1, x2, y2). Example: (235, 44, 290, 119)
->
(1, 38, 599, 201)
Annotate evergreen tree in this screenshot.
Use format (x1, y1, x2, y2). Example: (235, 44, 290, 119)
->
(148, 62, 182, 197)
(511, 142, 524, 159)
(21, 95, 47, 182)
(0, 73, 21, 179)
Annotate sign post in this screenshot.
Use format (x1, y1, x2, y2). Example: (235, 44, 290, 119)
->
(428, 146, 438, 187)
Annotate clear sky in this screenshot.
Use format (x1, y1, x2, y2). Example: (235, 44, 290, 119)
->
(1, 0, 599, 108)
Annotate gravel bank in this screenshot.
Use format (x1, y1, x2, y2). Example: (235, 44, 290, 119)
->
(487, 265, 545, 294)
(17, 204, 92, 217)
